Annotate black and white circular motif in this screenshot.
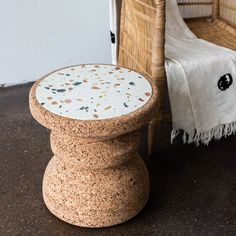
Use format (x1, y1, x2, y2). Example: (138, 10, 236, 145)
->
(218, 73, 233, 91)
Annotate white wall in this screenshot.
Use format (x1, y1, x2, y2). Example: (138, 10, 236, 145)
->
(0, 0, 111, 87)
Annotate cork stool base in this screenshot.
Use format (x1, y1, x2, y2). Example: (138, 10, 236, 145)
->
(29, 64, 158, 228)
(43, 132, 149, 227)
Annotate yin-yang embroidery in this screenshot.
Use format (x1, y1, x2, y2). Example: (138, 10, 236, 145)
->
(218, 73, 233, 91)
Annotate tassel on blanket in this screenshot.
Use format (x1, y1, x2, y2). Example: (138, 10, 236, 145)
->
(171, 121, 236, 146)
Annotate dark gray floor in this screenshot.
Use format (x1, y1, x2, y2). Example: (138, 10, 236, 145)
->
(0, 83, 235, 236)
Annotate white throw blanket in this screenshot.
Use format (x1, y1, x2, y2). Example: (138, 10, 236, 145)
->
(110, 0, 236, 145)
(166, 0, 236, 144)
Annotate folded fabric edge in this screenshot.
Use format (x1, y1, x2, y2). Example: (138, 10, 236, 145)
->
(171, 121, 236, 146)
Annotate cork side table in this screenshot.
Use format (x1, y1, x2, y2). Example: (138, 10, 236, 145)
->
(29, 64, 158, 228)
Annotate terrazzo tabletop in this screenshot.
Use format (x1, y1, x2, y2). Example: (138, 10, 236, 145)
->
(36, 64, 152, 120)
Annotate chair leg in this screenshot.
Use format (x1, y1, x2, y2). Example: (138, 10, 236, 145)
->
(148, 118, 159, 156)
(148, 111, 172, 156)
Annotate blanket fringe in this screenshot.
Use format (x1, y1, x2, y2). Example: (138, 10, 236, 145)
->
(171, 122, 236, 145)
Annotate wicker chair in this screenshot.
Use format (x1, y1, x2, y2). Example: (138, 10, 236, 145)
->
(118, 0, 236, 155)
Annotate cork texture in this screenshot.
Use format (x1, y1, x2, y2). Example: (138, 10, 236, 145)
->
(43, 152, 149, 228)
(50, 131, 140, 169)
(29, 64, 158, 228)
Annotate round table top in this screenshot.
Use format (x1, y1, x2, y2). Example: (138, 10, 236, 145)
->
(35, 64, 152, 120)
(30, 64, 158, 139)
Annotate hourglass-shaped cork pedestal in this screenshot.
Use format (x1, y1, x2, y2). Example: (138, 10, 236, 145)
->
(29, 64, 158, 228)
(43, 131, 149, 227)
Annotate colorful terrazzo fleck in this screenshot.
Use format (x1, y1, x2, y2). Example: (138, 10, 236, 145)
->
(36, 65, 152, 120)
